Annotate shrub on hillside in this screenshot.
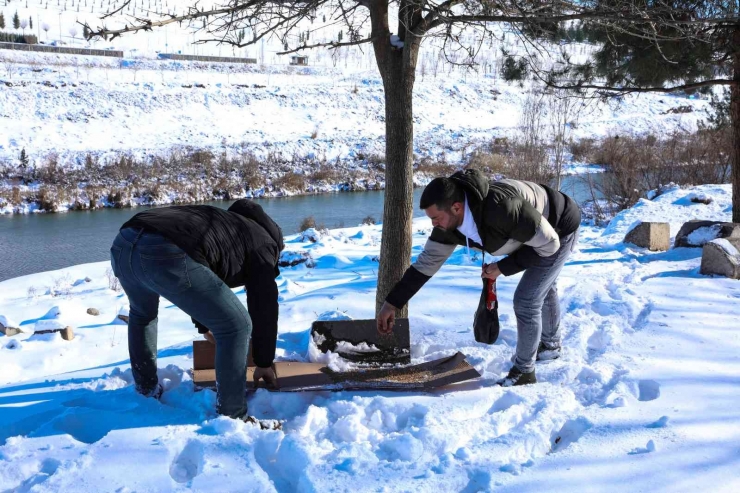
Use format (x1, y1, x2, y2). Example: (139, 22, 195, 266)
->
(465, 149, 506, 175)
(273, 171, 307, 192)
(299, 215, 316, 231)
(580, 129, 731, 221)
(309, 165, 342, 183)
(569, 138, 598, 163)
(415, 157, 458, 177)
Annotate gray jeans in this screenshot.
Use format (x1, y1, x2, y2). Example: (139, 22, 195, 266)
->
(512, 230, 578, 373)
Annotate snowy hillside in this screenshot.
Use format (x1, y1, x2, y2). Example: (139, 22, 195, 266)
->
(0, 184, 738, 492)
(0, 0, 712, 168)
(0, 48, 710, 168)
(0, 1, 716, 217)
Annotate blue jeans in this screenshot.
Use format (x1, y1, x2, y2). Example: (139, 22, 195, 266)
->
(110, 227, 252, 419)
(513, 230, 579, 373)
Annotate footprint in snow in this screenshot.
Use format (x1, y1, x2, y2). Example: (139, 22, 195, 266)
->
(638, 379, 661, 401)
(13, 458, 61, 493)
(551, 416, 593, 452)
(169, 440, 205, 484)
(629, 439, 657, 455)
(646, 416, 670, 428)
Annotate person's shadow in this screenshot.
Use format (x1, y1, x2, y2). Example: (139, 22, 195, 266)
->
(0, 344, 199, 447)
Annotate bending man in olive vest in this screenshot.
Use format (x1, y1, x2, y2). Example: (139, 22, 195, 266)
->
(377, 169, 581, 386)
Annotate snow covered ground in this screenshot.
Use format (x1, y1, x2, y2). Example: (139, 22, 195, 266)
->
(1, 184, 738, 492)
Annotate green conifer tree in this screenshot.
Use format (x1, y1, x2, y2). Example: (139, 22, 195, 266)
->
(19, 149, 29, 170)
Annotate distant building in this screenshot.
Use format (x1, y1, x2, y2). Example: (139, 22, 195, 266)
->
(290, 55, 309, 66)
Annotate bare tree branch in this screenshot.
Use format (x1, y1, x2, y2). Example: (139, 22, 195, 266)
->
(276, 36, 375, 54)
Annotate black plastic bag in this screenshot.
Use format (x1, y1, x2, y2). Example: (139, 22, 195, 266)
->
(473, 278, 500, 344)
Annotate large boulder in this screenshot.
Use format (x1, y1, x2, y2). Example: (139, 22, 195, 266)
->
(624, 222, 670, 251)
(61, 326, 75, 341)
(675, 220, 740, 248)
(700, 239, 740, 279)
(0, 315, 22, 336)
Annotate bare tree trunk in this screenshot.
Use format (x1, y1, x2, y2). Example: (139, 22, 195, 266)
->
(370, 2, 421, 316)
(732, 27, 740, 223)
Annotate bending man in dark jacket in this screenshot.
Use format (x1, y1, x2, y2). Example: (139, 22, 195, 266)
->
(377, 169, 580, 386)
(110, 199, 283, 419)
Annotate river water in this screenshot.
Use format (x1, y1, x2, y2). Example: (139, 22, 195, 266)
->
(0, 175, 597, 282)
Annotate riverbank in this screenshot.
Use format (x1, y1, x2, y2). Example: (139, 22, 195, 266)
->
(0, 148, 603, 215)
(0, 152, 393, 214)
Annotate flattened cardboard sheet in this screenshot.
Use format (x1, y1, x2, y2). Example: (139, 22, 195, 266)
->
(192, 347, 480, 392)
(311, 318, 411, 365)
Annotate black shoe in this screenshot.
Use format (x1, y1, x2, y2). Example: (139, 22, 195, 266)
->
(140, 383, 164, 400)
(498, 367, 537, 387)
(243, 416, 283, 430)
(536, 341, 561, 361)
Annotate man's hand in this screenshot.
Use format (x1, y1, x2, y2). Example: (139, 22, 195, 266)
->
(204, 331, 216, 345)
(253, 366, 277, 389)
(482, 263, 502, 281)
(377, 301, 397, 335)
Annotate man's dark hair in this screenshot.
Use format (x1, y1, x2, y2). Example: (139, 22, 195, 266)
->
(419, 177, 464, 211)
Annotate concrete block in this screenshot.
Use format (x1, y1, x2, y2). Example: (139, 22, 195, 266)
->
(624, 222, 670, 251)
(32, 320, 75, 340)
(33, 319, 66, 333)
(700, 239, 740, 279)
(675, 220, 740, 248)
